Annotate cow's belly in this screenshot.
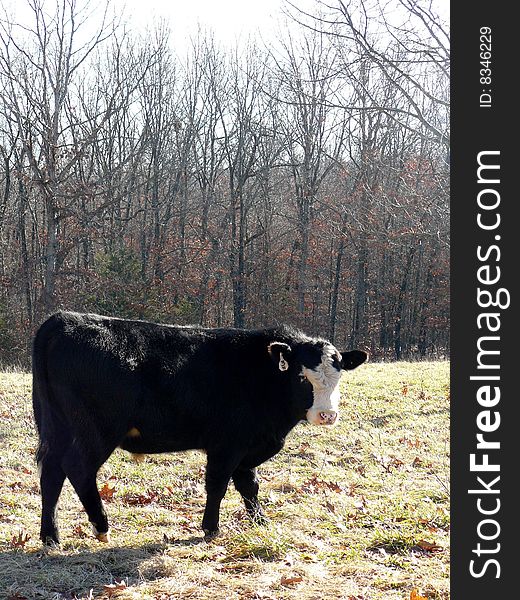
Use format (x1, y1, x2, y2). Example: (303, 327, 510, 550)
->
(119, 430, 202, 454)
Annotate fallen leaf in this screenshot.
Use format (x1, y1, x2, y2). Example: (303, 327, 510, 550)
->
(298, 442, 311, 454)
(99, 482, 116, 501)
(399, 437, 423, 448)
(280, 575, 303, 586)
(10, 530, 31, 549)
(373, 454, 404, 472)
(217, 562, 250, 572)
(270, 482, 298, 493)
(73, 524, 88, 538)
(410, 589, 428, 600)
(347, 483, 358, 496)
(323, 500, 336, 513)
(300, 475, 342, 494)
(123, 491, 158, 506)
(103, 580, 127, 596)
(416, 540, 443, 553)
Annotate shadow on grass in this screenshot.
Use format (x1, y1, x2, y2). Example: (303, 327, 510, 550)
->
(0, 534, 207, 599)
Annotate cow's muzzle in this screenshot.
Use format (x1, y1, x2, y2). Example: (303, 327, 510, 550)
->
(306, 409, 338, 425)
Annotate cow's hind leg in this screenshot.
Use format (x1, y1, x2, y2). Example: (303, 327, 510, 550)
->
(39, 450, 67, 545)
(232, 466, 267, 524)
(62, 448, 110, 542)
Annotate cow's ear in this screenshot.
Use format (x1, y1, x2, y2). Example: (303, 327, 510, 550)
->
(341, 350, 368, 370)
(268, 342, 292, 372)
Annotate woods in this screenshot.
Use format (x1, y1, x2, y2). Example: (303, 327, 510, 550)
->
(0, 0, 449, 365)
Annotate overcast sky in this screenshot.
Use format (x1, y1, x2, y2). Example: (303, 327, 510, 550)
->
(120, 0, 285, 38)
(0, 0, 295, 54)
(2, 0, 448, 55)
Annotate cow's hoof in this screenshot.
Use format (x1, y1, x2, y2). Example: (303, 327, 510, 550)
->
(42, 535, 60, 547)
(91, 524, 110, 543)
(250, 512, 269, 526)
(203, 528, 219, 540)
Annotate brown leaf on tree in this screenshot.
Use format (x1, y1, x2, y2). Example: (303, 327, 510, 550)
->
(410, 589, 428, 600)
(10, 529, 31, 549)
(103, 580, 127, 596)
(99, 482, 116, 501)
(280, 575, 303, 586)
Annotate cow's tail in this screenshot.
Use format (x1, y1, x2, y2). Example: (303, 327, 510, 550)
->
(32, 312, 64, 467)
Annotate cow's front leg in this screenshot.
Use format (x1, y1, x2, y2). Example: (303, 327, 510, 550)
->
(232, 466, 267, 524)
(201, 453, 239, 538)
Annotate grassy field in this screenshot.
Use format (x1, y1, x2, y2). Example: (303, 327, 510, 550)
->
(0, 361, 449, 600)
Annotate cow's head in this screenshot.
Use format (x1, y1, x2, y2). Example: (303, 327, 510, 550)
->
(268, 339, 367, 425)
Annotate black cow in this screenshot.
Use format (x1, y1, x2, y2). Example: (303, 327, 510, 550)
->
(32, 311, 367, 544)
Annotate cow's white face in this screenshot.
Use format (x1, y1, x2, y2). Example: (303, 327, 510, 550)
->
(267, 338, 367, 426)
(302, 344, 342, 426)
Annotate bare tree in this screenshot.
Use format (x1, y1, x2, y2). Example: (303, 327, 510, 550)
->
(0, 0, 119, 315)
(285, 0, 449, 147)
(271, 28, 346, 320)
(0, 2, 450, 365)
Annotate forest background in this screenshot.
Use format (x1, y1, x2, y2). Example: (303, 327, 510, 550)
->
(0, 0, 450, 366)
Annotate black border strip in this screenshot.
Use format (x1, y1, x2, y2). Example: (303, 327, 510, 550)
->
(451, 2, 515, 596)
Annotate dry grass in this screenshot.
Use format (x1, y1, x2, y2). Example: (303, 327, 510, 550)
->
(0, 362, 449, 599)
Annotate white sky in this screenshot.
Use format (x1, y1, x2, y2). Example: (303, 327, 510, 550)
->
(1, 0, 448, 54)
(0, 0, 292, 55)
(117, 0, 286, 45)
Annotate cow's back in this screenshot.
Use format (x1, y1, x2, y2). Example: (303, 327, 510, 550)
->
(33, 311, 282, 455)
